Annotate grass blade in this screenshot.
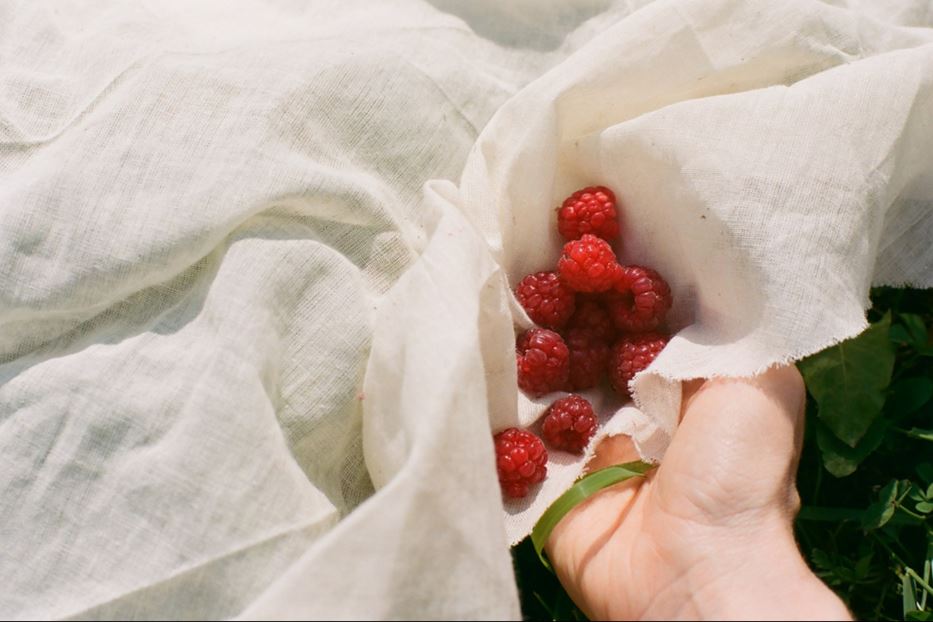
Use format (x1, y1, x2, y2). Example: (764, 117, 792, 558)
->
(904, 572, 918, 616)
(531, 461, 654, 568)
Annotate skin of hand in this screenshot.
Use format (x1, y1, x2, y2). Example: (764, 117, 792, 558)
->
(545, 365, 853, 621)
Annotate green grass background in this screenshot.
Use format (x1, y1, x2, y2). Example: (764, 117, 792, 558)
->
(513, 287, 933, 621)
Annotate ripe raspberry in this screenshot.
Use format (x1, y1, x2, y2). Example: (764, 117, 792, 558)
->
(609, 332, 669, 395)
(516, 328, 570, 396)
(494, 427, 548, 498)
(558, 234, 622, 293)
(542, 394, 599, 453)
(606, 265, 673, 332)
(515, 271, 576, 329)
(564, 328, 610, 391)
(557, 186, 620, 242)
(567, 297, 616, 342)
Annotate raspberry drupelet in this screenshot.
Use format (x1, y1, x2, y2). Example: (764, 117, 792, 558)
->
(608, 332, 669, 396)
(494, 428, 548, 498)
(564, 328, 610, 391)
(556, 186, 620, 242)
(515, 271, 576, 329)
(516, 328, 570, 396)
(567, 296, 616, 342)
(541, 394, 598, 454)
(558, 234, 623, 293)
(606, 265, 673, 333)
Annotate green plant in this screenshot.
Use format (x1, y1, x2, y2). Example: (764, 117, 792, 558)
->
(796, 287, 933, 621)
(512, 287, 933, 621)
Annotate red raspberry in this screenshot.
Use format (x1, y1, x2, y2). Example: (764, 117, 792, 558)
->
(567, 297, 616, 342)
(494, 427, 548, 498)
(606, 265, 672, 332)
(516, 328, 570, 396)
(558, 234, 622, 293)
(542, 395, 599, 453)
(515, 271, 576, 329)
(557, 186, 620, 242)
(564, 328, 610, 391)
(609, 332, 669, 395)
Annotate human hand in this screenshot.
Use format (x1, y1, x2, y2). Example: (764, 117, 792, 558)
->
(546, 365, 852, 620)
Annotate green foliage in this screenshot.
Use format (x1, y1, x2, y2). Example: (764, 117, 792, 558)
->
(798, 313, 895, 447)
(797, 287, 933, 620)
(513, 287, 932, 621)
(512, 536, 587, 621)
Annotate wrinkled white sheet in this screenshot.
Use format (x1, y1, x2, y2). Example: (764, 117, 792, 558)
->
(1, 0, 931, 619)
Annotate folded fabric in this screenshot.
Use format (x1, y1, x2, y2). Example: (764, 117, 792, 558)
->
(0, 0, 930, 619)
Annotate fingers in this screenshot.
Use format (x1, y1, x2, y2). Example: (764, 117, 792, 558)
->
(661, 364, 807, 520)
(549, 433, 644, 555)
(590, 365, 805, 497)
(688, 365, 804, 417)
(679, 378, 706, 420)
(552, 365, 807, 558)
(679, 364, 805, 453)
(546, 432, 647, 612)
(584, 433, 641, 473)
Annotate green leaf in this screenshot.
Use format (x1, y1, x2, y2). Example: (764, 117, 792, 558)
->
(906, 612, 933, 622)
(887, 377, 933, 418)
(891, 324, 913, 344)
(916, 501, 933, 514)
(816, 418, 888, 477)
(855, 552, 874, 579)
(918, 463, 933, 484)
(530, 461, 654, 568)
(810, 548, 834, 571)
(905, 428, 933, 442)
(798, 314, 896, 447)
(863, 480, 899, 530)
(899, 313, 929, 350)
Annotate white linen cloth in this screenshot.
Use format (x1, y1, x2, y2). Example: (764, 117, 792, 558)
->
(1, 0, 931, 619)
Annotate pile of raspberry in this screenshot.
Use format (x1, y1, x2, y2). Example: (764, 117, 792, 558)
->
(495, 186, 673, 500)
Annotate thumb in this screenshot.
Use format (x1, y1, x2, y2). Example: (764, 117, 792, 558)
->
(657, 364, 807, 522)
